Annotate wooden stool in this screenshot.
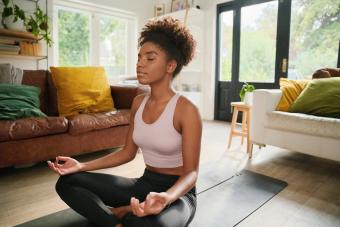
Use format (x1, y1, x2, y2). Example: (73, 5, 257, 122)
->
(227, 102, 253, 157)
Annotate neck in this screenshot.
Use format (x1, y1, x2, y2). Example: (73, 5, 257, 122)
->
(149, 86, 175, 102)
(149, 74, 176, 102)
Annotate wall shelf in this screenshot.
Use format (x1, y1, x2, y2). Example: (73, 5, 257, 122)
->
(0, 0, 48, 70)
(0, 29, 39, 41)
(0, 54, 46, 60)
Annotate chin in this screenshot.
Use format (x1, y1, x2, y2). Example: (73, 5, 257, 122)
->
(137, 78, 149, 85)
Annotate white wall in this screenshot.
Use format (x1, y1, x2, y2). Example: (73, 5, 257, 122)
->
(75, 0, 155, 32)
(200, 0, 231, 120)
(154, 0, 229, 120)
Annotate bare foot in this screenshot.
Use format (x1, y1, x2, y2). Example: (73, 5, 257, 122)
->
(115, 224, 123, 227)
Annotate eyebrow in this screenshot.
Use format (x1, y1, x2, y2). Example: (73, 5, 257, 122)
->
(138, 51, 158, 57)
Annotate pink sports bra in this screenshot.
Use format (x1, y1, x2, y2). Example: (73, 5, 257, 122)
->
(132, 93, 183, 168)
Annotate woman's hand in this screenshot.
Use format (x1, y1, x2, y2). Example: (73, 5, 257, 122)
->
(130, 192, 171, 217)
(47, 156, 83, 176)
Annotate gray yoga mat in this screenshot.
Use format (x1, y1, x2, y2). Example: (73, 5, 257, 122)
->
(15, 168, 287, 227)
(190, 170, 287, 226)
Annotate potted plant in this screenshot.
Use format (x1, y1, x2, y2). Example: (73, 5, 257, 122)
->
(1, 0, 26, 31)
(1, 0, 52, 46)
(239, 82, 255, 105)
(25, 7, 52, 46)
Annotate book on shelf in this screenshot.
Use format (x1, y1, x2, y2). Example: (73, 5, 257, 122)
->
(0, 50, 20, 55)
(0, 43, 20, 55)
(0, 37, 17, 45)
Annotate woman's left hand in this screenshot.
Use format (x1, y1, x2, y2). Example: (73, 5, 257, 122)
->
(130, 192, 171, 217)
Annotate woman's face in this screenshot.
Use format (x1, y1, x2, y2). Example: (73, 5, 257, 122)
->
(136, 42, 175, 85)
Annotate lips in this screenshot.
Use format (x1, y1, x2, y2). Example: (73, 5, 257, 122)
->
(137, 72, 147, 77)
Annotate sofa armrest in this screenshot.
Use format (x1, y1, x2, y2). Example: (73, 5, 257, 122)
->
(250, 89, 282, 144)
(110, 85, 149, 109)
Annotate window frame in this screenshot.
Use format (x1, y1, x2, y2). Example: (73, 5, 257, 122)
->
(53, 0, 138, 78)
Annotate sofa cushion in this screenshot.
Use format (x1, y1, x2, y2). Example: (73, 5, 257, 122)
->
(266, 111, 340, 140)
(67, 109, 130, 135)
(22, 70, 49, 114)
(276, 78, 309, 112)
(0, 120, 13, 142)
(9, 117, 68, 140)
(50, 67, 115, 117)
(47, 71, 59, 116)
(0, 84, 47, 120)
(289, 77, 340, 118)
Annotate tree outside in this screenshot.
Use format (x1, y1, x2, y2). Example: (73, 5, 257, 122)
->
(289, 0, 340, 78)
(219, 0, 340, 82)
(99, 15, 127, 77)
(58, 9, 90, 66)
(57, 9, 128, 78)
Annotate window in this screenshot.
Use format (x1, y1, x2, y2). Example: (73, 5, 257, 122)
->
(288, 0, 340, 79)
(57, 8, 90, 66)
(54, 2, 137, 80)
(99, 15, 127, 77)
(239, 1, 278, 83)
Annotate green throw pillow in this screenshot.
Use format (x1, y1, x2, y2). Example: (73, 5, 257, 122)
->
(288, 77, 340, 118)
(0, 83, 47, 120)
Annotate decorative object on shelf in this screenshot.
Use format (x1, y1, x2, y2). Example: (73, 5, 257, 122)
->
(1, 0, 26, 31)
(171, 0, 189, 12)
(239, 82, 255, 105)
(154, 4, 165, 17)
(0, 0, 52, 46)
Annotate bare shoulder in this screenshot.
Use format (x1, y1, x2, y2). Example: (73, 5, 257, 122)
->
(177, 95, 201, 119)
(131, 93, 148, 113)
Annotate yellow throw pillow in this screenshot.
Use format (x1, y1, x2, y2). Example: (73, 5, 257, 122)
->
(50, 67, 114, 117)
(276, 78, 309, 111)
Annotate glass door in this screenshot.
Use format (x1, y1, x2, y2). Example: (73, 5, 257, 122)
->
(215, 0, 340, 121)
(215, 0, 287, 121)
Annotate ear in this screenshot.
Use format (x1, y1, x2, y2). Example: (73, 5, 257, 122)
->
(167, 60, 177, 74)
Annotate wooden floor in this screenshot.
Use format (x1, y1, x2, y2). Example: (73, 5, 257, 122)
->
(1, 120, 339, 227)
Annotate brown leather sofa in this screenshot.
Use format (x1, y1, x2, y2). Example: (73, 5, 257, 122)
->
(0, 70, 146, 168)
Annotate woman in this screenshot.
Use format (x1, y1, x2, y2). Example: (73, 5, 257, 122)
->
(48, 17, 202, 227)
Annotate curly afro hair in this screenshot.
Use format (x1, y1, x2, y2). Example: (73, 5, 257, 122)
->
(138, 17, 196, 78)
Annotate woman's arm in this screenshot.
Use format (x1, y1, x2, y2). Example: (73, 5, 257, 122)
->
(49, 95, 145, 174)
(80, 95, 145, 171)
(165, 98, 202, 204)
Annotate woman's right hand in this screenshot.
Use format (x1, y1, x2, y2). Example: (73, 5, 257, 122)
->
(47, 156, 83, 176)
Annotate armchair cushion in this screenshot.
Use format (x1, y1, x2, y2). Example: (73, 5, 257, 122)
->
(289, 77, 340, 118)
(276, 78, 309, 111)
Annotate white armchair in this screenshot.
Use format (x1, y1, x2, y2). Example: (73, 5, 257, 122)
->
(250, 89, 340, 162)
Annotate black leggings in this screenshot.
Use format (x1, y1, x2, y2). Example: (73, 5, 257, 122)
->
(55, 169, 196, 227)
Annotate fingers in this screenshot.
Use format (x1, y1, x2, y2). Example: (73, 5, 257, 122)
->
(47, 161, 61, 175)
(145, 194, 156, 207)
(130, 197, 145, 217)
(56, 156, 69, 161)
(47, 160, 64, 175)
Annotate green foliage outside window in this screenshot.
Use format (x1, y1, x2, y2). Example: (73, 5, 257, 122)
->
(220, 0, 340, 82)
(99, 16, 127, 76)
(58, 10, 90, 66)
